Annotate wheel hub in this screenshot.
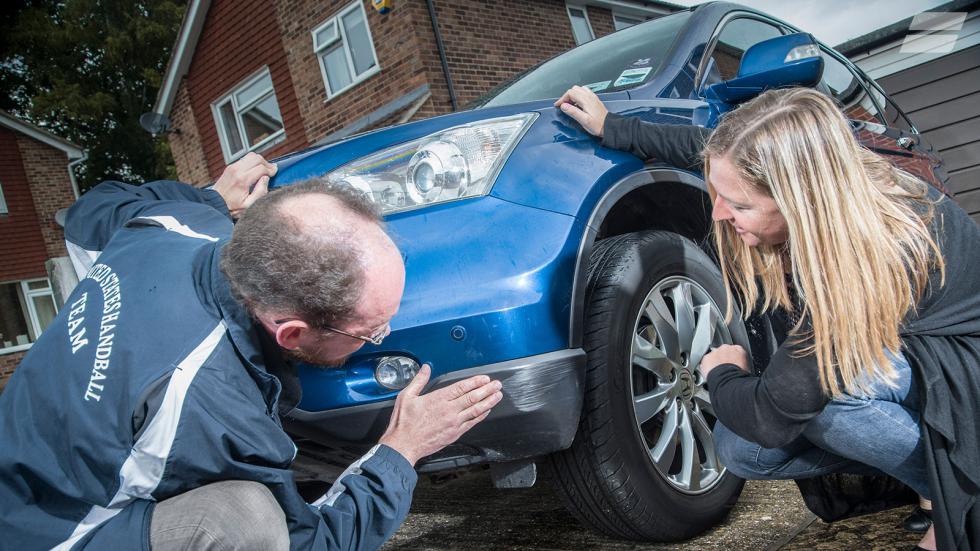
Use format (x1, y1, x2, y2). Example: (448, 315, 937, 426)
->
(629, 276, 734, 494)
(677, 369, 695, 402)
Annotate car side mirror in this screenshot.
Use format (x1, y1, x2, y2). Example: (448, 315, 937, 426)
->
(705, 33, 824, 104)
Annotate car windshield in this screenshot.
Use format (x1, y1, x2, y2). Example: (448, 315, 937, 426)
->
(479, 10, 692, 108)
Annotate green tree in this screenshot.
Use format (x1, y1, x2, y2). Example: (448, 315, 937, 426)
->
(0, 0, 188, 192)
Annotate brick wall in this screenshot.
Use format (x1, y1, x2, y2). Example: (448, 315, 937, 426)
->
(0, 126, 48, 282)
(16, 135, 74, 259)
(0, 351, 26, 391)
(183, 0, 306, 181)
(587, 6, 616, 38)
(414, 0, 579, 108)
(169, 84, 212, 186)
(275, 0, 433, 144)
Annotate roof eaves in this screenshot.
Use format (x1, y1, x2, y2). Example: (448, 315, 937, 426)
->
(152, 0, 212, 117)
(835, 0, 980, 55)
(0, 109, 85, 159)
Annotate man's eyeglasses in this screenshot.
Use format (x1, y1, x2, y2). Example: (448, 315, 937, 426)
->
(274, 318, 390, 346)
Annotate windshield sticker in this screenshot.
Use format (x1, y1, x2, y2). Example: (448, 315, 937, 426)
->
(630, 57, 653, 68)
(584, 80, 612, 92)
(613, 67, 652, 87)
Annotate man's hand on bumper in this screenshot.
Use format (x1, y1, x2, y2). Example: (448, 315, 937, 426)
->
(213, 152, 277, 218)
(379, 364, 503, 466)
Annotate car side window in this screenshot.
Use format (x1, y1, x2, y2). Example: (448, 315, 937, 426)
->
(818, 51, 885, 125)
(701, 17, 784, 88)
(866, 80, 916, 132)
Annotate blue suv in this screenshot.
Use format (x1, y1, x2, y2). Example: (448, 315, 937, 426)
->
(272, 2, 945, 541)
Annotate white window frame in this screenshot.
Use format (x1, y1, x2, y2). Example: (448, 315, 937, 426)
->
(566, 4, 595, 45)
(312, 1, 381, 101)
(210, 67, 286, 164)
(0, 278, 57, 354)
(0, 180, 7, 215)
(612, 12, 645, 31)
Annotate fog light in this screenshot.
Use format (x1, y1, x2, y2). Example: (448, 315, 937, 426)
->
(375, 356, 421, 390)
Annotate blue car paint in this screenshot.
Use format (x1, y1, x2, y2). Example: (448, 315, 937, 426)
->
(270, 2, 913, 414)
(295, 195, 587, 410)
(278, 96, 710, 412)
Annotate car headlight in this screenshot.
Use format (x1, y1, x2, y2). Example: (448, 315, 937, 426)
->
(327, 113, 537, 213)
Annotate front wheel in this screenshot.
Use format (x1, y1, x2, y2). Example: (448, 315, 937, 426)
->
(548, 231, 748, 541)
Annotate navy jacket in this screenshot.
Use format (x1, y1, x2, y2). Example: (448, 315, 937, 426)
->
(0, 180, 417, 550)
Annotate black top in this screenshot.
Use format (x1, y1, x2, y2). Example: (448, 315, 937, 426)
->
(602, 112, 980, 549)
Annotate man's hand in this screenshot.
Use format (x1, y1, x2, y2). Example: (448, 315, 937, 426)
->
(379, 364, 503, 466)
(554, 85, 609, 137)
(700, 344, 750, 378)
(212, 152, 277, 219)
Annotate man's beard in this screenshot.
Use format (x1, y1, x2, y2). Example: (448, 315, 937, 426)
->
(282, 346, 350, 368)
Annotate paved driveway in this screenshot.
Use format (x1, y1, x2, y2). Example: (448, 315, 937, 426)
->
(383, 470, 922, 550)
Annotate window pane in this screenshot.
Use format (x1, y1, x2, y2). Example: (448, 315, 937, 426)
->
(218, 101, 244, 154)
(614, 15, 643, 31)
(568, 8, 593, 45)
(820, 52, 881, 123)
(323, 43, 353, 93)
(241, 93, 284, 147)
(0, 181, 7, 215)
(314, 20, 338, 50)
(32, 294, 56, 334)
(26, 279, 49, 291)
(706, 18, 783, 84)
(235, 73, 273, 108)
(342, 8, 376, 76)
(0, 282, 32, 348)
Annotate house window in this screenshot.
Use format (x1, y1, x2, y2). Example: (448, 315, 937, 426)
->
(566, 5, 595, 45)
(0, 279, 57, 353)
(211, 68, 285, 163)
(613, 13, 644, 31)
(0, 181, 7, 215)
(312, 1, 380, 99)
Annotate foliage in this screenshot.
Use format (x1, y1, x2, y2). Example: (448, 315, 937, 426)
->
(0, 0, 188, 192)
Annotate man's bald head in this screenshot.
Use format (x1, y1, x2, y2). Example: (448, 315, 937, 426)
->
(221, 179, 403, 334)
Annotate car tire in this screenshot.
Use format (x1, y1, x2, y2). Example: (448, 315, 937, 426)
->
(547, 230, 747, 541)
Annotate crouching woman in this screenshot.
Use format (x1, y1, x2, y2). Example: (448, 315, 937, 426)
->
(556, 85, 980, 551)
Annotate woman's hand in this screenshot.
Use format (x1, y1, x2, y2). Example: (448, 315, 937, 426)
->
(554, 85, 608, 137)
(700, 344, 750, 378)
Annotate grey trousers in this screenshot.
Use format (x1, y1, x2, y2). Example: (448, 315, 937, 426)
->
(150, 480, 289, 550)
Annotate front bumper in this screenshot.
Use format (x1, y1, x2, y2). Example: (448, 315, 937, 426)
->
(285, 348, 586, 472)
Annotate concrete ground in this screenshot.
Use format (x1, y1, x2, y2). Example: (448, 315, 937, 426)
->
(383, 469, 922, 550)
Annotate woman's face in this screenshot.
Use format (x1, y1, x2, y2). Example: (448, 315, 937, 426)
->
(708, 155, 789, 247)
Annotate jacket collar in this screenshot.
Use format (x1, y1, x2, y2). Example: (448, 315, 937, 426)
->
(205, 241, 302, 417)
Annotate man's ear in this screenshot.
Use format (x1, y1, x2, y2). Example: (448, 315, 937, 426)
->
(275, 319, 310, 350)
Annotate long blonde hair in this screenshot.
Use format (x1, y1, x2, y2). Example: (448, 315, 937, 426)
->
(703, 88, 945, 397)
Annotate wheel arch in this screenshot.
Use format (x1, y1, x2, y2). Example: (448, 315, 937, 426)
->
(569, 168, 713, 349)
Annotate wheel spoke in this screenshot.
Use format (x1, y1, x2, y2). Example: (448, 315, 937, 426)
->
(632, 334, 673, 380)
(644, 292, 680, 360)
(671, 283, 696, 355)
(690, 404, 721, 470)
(693, 387, 713, 413)
(633, 384, 674, 425)
(678, 404, 703, 492)
(689, 304, 714, 370)
(650, 400, 680, 472)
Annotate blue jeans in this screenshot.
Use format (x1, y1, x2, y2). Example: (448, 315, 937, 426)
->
(713, 352, 931, 499)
